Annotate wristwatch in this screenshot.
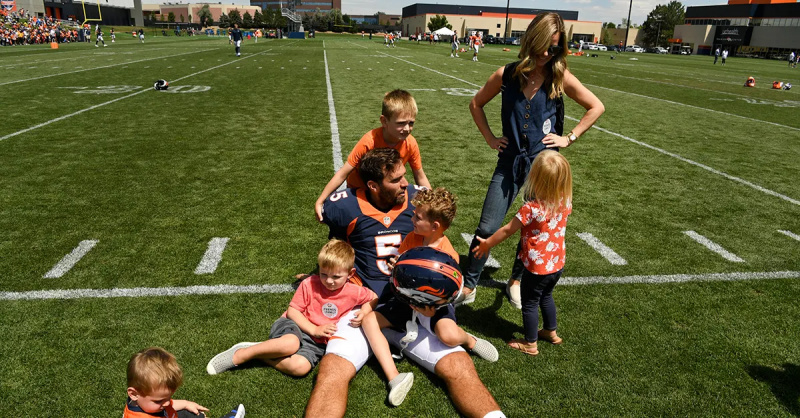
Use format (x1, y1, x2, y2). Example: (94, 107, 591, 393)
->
(567, 131, 578, 145)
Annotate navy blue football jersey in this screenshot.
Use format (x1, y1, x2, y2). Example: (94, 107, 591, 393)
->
(323, 186, 422, 298)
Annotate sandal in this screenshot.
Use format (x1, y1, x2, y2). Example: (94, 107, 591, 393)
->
(537, 329, 563, 345)
(508, 339, 538, 356)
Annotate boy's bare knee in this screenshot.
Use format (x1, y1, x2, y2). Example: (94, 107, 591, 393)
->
(285, 357, 313, 377)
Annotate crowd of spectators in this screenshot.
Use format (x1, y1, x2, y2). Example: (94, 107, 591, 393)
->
(1, 11, 80, 46)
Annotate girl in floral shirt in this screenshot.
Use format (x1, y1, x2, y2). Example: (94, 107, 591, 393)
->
(473, 150, 572, 356)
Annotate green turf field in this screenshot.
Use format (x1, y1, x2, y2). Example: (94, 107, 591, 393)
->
(1, 33, 799, 416)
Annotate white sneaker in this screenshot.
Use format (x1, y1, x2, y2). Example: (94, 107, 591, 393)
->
(95, 44, 98, 47)
(103, 44, 107, 47)
(387, 373, 414, 406)
(450, 53, 454, 57)
(206, 342, 258, 375)
(506, 280, 522, 309)
(468, 333, 499, 362)
(455, 54, 459, 57)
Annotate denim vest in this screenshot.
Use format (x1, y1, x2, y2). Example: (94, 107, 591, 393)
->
(499, 61, 561, 183)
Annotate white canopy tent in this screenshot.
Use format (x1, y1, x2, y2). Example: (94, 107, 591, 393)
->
(432, 27, 455, 36)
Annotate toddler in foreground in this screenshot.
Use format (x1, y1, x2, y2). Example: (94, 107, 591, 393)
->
(125, 347, 244, 418)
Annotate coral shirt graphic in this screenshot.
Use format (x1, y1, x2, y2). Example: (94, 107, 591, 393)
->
(321, 302, 338, 318)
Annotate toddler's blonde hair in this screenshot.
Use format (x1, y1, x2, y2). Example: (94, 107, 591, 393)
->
(318, 239, 355, 272)
(523, 150, 572, 217)
(127, 347, 183, 395)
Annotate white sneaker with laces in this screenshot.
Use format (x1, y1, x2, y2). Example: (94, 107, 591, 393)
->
(454, 288, 476, 306)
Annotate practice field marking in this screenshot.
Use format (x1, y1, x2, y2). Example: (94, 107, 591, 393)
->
(5, 270, 800, 301)
(560, 270, 800, 286)
(576, 117, 800, 207)
(358, 46, 800, 208)
(323, 41, 345, 188)
(778, 230, 800, 242)
(195, 238, 230, 275)
(460, 233, 501, 268)
(575, 233, 627, 265)
(43, 240, 99, 279)
(584, 84, 800, 132)
(683, 230, 746, 262)
(0, 49, 217, 87)
(1, 50, 270, 143)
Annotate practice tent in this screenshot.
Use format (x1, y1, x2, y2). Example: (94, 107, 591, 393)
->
(432, 27, 455, 36)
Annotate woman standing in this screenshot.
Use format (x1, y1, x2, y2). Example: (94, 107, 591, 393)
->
(459, 12, 604, 307)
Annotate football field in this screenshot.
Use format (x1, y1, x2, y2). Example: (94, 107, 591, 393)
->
(1, 33, 799, 416)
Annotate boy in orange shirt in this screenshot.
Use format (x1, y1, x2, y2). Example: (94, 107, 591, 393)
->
(314, 89, 431, 221)
(207, 240, 378, 377)
(124, 347, 244, 418)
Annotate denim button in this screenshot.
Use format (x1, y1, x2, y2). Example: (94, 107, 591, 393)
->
(524, 114, 529, 119)
(523, 124, 528, 129)
(525, 105, 530, 109)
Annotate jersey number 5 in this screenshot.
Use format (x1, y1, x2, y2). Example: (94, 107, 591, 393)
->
(375, 234, 402, 275)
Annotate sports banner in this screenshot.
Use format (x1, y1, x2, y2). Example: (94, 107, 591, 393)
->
(1, 0, 17, 13)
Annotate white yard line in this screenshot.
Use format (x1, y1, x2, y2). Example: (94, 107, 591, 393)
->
(0, 283, 294, 301)
(43, 240, 99, 279)
(323, 41, 345, 189)
(683, 230, 746, 262)
(0, 48, 217, 87)
(584, 84, 800, 132)
(460, 233, 501, 268)
(575, 232, 627, 265)
(5, 270, 799, 301)
(0, 50, 269, 143)
(194, 237, 230, 275)
(778, 230, 800, 242)
(576, 117, 800, 207)
(561, 270, 800, 286)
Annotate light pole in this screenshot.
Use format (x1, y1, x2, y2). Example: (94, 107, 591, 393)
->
(655, 19, 663, 47)
(624, 0, 632, 50)
(504, 0, 510, 40)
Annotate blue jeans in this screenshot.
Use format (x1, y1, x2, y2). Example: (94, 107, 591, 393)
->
(464, 157, 527, 289)
(521, 269, 562, 342)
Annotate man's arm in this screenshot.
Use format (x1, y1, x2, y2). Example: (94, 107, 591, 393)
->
(315, 162, 355, 222)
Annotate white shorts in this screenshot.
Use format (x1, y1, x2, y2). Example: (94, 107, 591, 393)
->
(474, 45, 480, 53)
(236, 40, 241, 47)
(139, 34, 144, 40)
(325, 309, 464, 373)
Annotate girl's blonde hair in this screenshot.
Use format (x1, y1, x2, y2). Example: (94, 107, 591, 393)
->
(514, 12, 569, 100)
(523, 150, 572, 217)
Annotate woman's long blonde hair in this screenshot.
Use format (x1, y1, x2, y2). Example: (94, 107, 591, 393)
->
(523, 150, 572, 218)
(513, 12, 569, 99)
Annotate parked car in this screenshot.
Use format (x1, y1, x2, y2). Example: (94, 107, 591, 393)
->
(680, 46, 692, 55)
(596, 44, 608, 51)
(568, 41, 580, 49)
(625, 45, 644, 53)
(654, 46, 668, 54)
(484, 35, 496, 44)
(504, 37, 520, 45)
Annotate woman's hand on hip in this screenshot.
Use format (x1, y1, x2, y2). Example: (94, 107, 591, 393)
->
(543, 133, 570, 148)
(487, 136, 508, 151)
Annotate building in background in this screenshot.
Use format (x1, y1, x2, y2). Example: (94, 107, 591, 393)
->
(674, 0, 800, 57)
(154, 3, 261, 25)
(250, 0, 339, 14)
(401, 3, 600, 42)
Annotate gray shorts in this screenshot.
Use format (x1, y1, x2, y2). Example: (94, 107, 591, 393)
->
(269, 317, 326, 368)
